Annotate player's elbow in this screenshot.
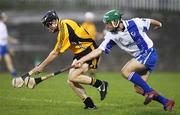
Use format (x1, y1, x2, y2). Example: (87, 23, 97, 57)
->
(50, 50, 60, 57)
(150, 19, 162, 27)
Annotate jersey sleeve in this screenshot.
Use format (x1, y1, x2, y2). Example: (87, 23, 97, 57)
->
(53, 32, 61, 52)
(142, 18, 151, 31)
(53, 23, 70, 53)
(135, 18, 151, 32)
(140, 18, 151, 31)
(98, 35, 116, 54)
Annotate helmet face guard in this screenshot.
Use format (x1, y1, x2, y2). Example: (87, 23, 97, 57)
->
(103, 9, 123, 27)
(41, 10, 59, 28)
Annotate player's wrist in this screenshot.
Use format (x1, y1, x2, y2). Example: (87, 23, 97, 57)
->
(21, 72, 31, 80)
(80, 60, 85, 64)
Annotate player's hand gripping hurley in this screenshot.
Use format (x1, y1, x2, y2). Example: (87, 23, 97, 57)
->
(12, 65, 74, 89)
(25, 65, 74, 89)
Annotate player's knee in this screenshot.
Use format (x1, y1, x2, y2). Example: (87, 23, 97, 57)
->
(67, 79, 73, 85)
(121, 68, 131, 79)
(67, 79, 77, 88)
(68, 76, 74, 82)
(68, 74, 77, 82)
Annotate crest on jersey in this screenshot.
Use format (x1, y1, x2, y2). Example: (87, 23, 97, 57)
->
(130, 31, 136, 37)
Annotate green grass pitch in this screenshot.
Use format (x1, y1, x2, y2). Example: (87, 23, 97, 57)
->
(0, 72, 179, 115)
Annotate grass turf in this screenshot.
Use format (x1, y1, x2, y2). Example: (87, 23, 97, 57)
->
(0, 72, 179, 115)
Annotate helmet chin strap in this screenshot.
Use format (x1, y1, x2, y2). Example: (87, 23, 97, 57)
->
(111, 20, 120, 28)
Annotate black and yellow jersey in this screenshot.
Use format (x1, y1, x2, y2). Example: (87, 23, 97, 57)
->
(81, 22, 97, 41)
(54, 19, 96, 54)
(53, 19, 99, 69)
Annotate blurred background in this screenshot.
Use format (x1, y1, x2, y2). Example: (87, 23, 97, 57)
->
(0, 0, 180, 73)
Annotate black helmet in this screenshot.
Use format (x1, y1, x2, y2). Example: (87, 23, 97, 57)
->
(41, 10, 59, 27)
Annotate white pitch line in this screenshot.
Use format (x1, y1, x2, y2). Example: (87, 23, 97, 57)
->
(0, 96, 121, 107)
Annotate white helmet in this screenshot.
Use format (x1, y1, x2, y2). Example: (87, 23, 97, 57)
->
(84, 12, 94, 21)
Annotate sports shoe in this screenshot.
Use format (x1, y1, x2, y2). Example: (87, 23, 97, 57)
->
(164, 99, 175, 111)
(144, 90, 158, 105)
(98, 81, 108, 101)
(83, 97, 96, 110)
(84, 105, 97, 110)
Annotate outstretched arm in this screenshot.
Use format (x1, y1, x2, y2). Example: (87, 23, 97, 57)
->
(8, 36, 19, 44)
(74, 48, 103, 67)
(31, 50, 60, 74)
(150, 19, 162, 30)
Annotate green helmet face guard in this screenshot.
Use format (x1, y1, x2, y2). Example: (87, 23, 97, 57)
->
(103, 9, 123, 27)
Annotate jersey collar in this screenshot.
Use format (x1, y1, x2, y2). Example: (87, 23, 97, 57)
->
(122, 20, 128, 32)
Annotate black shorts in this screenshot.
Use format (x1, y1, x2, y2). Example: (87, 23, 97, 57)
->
(73, 43, 99, 69)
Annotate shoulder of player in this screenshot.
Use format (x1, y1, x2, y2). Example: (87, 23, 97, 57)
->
(59, 19, 80, 31)
(124, 17, 146, 27)
(58, 19, 75, 30)
(125, 17, 145, 22)
(104, 31, 111, 36)
(0, 21, 6, 27)
(131, 17, 151, 23)
(60, 19, 77, 25)
(104, 31, 115, 40)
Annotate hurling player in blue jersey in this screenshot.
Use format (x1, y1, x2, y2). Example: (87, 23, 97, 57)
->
(74, 9, 175, 111)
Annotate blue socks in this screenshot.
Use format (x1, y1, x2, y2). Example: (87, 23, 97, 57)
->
(128, 72, 152, 94)
(154, 93, 168, 106)
(128, 72, 168, 106)
(11, 70, 17, 77)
